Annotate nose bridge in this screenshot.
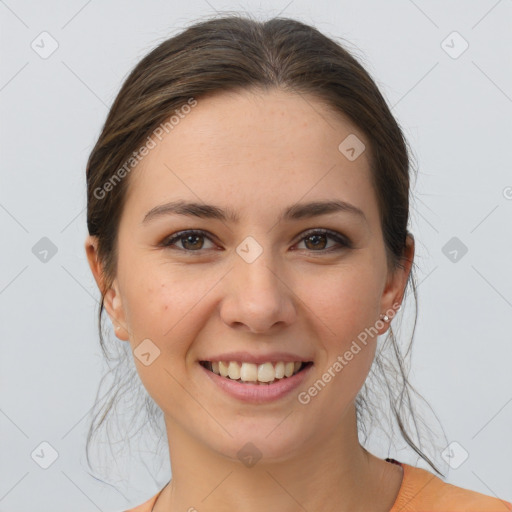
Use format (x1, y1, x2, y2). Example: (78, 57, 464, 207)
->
(221, 235, 295, 331)
(234, 235, 283, 299)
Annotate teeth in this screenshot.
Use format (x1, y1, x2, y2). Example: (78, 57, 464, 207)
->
(274, 361, 285, 379)
(257, 362, 275, 382)
(228, 361, 241, 380)
(240, 362, 258, 382)
(218, 361, 229, 377)
(205, 360, 307, 383)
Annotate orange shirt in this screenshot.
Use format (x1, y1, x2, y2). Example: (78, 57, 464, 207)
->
(125, 459, 512, 512)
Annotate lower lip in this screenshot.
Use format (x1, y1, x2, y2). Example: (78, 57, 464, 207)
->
(199, 363, 313, 404)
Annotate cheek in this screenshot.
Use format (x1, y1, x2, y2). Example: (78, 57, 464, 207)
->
(121, 273, 206, 415)
(298, 265, 381, 400)
(302, 264, 382, 343)
(123, 266, 218, 359)
(122, 261, 180, 327)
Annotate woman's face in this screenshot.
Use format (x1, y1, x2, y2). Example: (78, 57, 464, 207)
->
(86, 88, 411, 462)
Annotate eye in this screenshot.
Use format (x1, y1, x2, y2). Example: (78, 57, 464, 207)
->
(160, 228, 351, 254)
(161, 230, 217, 252)
(294, 229, 352, 252)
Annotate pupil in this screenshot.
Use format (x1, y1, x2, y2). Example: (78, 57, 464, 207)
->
(184, 235, 202, 250)
(306, 234, 326, 250)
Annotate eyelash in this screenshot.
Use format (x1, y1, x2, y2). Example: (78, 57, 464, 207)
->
(160, 228, 352, 254)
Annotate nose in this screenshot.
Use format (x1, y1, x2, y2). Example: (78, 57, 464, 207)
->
(219, 247, 297, 334)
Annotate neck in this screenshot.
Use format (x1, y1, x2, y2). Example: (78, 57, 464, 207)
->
(154, 404, 402, 512)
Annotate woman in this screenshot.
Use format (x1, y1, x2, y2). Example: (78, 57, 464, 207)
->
(84, 14, 512, 512)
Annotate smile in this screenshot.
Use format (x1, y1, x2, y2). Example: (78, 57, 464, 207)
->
(199, 360, 313, 385)
(199, 358, 314, 403)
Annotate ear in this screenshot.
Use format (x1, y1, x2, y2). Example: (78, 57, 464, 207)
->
(377, 233, 415, 333)
(84, 234, 130, 341)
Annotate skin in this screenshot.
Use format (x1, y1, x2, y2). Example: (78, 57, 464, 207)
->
(85, 88, 414, 512)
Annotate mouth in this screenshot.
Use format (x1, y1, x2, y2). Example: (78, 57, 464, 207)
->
(199, 360, 313, 385)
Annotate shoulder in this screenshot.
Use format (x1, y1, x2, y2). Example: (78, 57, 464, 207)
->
(124, 487, 164, 512)
(390, 461, 512, 512)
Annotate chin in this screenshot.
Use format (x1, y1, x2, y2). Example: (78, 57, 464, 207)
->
(203, 421, 307, 466)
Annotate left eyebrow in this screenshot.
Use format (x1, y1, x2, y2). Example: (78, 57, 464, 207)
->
(142, 199, 367, 225)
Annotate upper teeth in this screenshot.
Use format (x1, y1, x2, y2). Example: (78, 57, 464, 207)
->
(208, 361, 303, 383)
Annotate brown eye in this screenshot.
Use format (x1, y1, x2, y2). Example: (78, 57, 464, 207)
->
(161, 228, 351, 254)
(304, 233, 328, 250)
(161, 230, 216, 252)
(180, 234, 204, 250)
(295, 229, 351, 252)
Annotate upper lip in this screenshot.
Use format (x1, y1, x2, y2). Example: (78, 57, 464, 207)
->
(199, 351, 313, 365)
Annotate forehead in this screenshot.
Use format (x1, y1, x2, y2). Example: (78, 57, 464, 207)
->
(123, 88, 378, 227)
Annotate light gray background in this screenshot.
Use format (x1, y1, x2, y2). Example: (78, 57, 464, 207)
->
(1, 0, 511, 510)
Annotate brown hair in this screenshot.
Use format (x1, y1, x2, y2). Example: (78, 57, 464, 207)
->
(85, 13, 446, 478)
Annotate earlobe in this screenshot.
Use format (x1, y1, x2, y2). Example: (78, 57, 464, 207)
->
(378, 233, 415, 333)
(103, 281, 130, 341)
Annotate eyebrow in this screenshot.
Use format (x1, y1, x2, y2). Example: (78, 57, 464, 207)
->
(142, 199, 367, 225)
